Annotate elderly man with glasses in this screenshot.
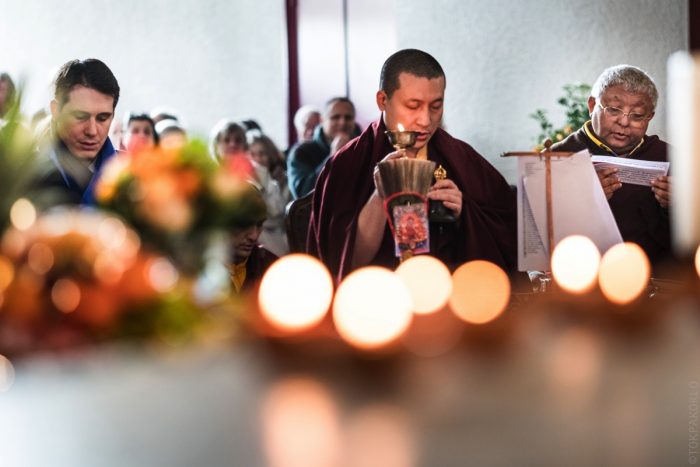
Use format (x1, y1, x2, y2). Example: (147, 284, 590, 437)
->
(551, 64, 672, 270)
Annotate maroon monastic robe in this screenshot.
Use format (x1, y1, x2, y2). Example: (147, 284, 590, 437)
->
(308, 118, 517, 283)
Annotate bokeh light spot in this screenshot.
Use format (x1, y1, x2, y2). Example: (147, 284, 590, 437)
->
(97, 217, 128, 250)
(9, 198, 36, 231)
(598, 242, 650, 305)
(51, 278, 81, 313)
(93, 251, 125, 285)
(395, 255, 452, 314)
(448, 260, 510, 324)
(147, 257, 179, 292)
(259, 254, 333, 333)
(333, 267, 412, 349)
(27, 242, 54, 275)
(551, 235, 601, 294)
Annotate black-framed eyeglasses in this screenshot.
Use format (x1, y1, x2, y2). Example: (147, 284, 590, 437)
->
(596, 102, 651, 125)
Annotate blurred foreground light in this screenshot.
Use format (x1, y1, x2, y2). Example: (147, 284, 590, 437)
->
(93, 252, 126, 285)
(259, 254, 333, 333)
(345, 404, 416, 467)
(97, 217, 128, 250)
(545, 327, 602, 408)
(551, 235, 600, 294)
(51, 278, 81, 313)
(598, 243, 650, 305)
(27, 242, 54, 276)
(395, 255, 452, 314)
(333, 267, 412, 350)
(261, 377, 342, 467)
(695, 245, 700, 279)
(0, 354, 15, 392)
(9, 198, 36, 231)
(448, 260, 510, 324)
(147, 257, 179, 293)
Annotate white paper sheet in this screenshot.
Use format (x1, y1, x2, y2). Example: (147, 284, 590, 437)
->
(590, 155, 670, 187)
(517, 149, 623, 271)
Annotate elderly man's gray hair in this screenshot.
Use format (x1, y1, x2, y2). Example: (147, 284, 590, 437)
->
(591, 65, 658, 111)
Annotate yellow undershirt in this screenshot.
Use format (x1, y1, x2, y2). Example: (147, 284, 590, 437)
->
(230, 260, 248, 293)
(583, 120, 644, 157)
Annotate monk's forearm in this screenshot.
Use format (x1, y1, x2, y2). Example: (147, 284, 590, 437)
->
(351, 191, 386, 268)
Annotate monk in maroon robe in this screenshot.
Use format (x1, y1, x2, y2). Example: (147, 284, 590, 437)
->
(308, 49, 517, 282)
(551, 64, 672, 270)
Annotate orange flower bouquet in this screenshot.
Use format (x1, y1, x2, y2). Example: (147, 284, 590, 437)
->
(95, 140, 264, 275)
(0, 209, 214, 355)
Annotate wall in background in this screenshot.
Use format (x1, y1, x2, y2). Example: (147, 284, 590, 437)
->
(1, 0, 688, 180)
(297, 0, 396, 129)
(396, 0, 687, 181)
(0, 0, 288, 149)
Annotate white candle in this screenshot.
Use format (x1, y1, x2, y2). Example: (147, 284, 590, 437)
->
(668, 51, 700, 256)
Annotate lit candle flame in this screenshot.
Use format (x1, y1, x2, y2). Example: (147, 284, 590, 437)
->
(598, 242, 650, 305)
(448, 260, 510, 324)
(395, 256, 452, 315)
(259, 254, 333, 333)
(333, 267, 412, 349)
(551, 235, 600, 294)
(397, 123, 405, 132)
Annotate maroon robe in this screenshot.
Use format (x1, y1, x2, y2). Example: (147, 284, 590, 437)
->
(551, 126, 672, 268)
(308, 118, 517, 283)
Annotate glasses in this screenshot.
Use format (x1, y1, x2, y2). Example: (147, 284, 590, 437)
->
(596, 102, 651, 125)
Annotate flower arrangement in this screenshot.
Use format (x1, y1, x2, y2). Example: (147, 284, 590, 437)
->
(530, 83, 591, 151)
(95, 140, 265, 274)
(0, 208, 218, 355)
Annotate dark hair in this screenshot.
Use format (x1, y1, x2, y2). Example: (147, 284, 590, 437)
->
(231, 183, 268, 229)
(324, 96, 355, 115)
(241, 119, 262, 132)
(379, 49, 445, 98)
(125, 112, 159, 145)
(247, 130, 284, 170)
(54, 58, 120, 109)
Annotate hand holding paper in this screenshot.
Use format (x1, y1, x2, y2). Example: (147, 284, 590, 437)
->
(591, 155, 670, 187)
(651, 175, 672, 208)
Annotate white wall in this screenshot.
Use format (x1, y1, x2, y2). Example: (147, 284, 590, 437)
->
(1, 0, 688, 181)
(298, 0, 396, 129)
(0, 0, 288, 149)
(397, 0, 688, 182)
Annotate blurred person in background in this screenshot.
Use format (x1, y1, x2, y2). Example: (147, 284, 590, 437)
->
(228, 185, 278, 293)
(155, 118, 186, 149)
(122, 112, 158, 153)
(210, 119, 288, 257)
(287, 97, 356, 199)
(247, 130, 290, 202)
(294, 105, 321, 143)
(210, 119, 248, 163)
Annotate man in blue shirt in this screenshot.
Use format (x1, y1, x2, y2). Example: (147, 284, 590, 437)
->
(34, 58, 120, 206)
